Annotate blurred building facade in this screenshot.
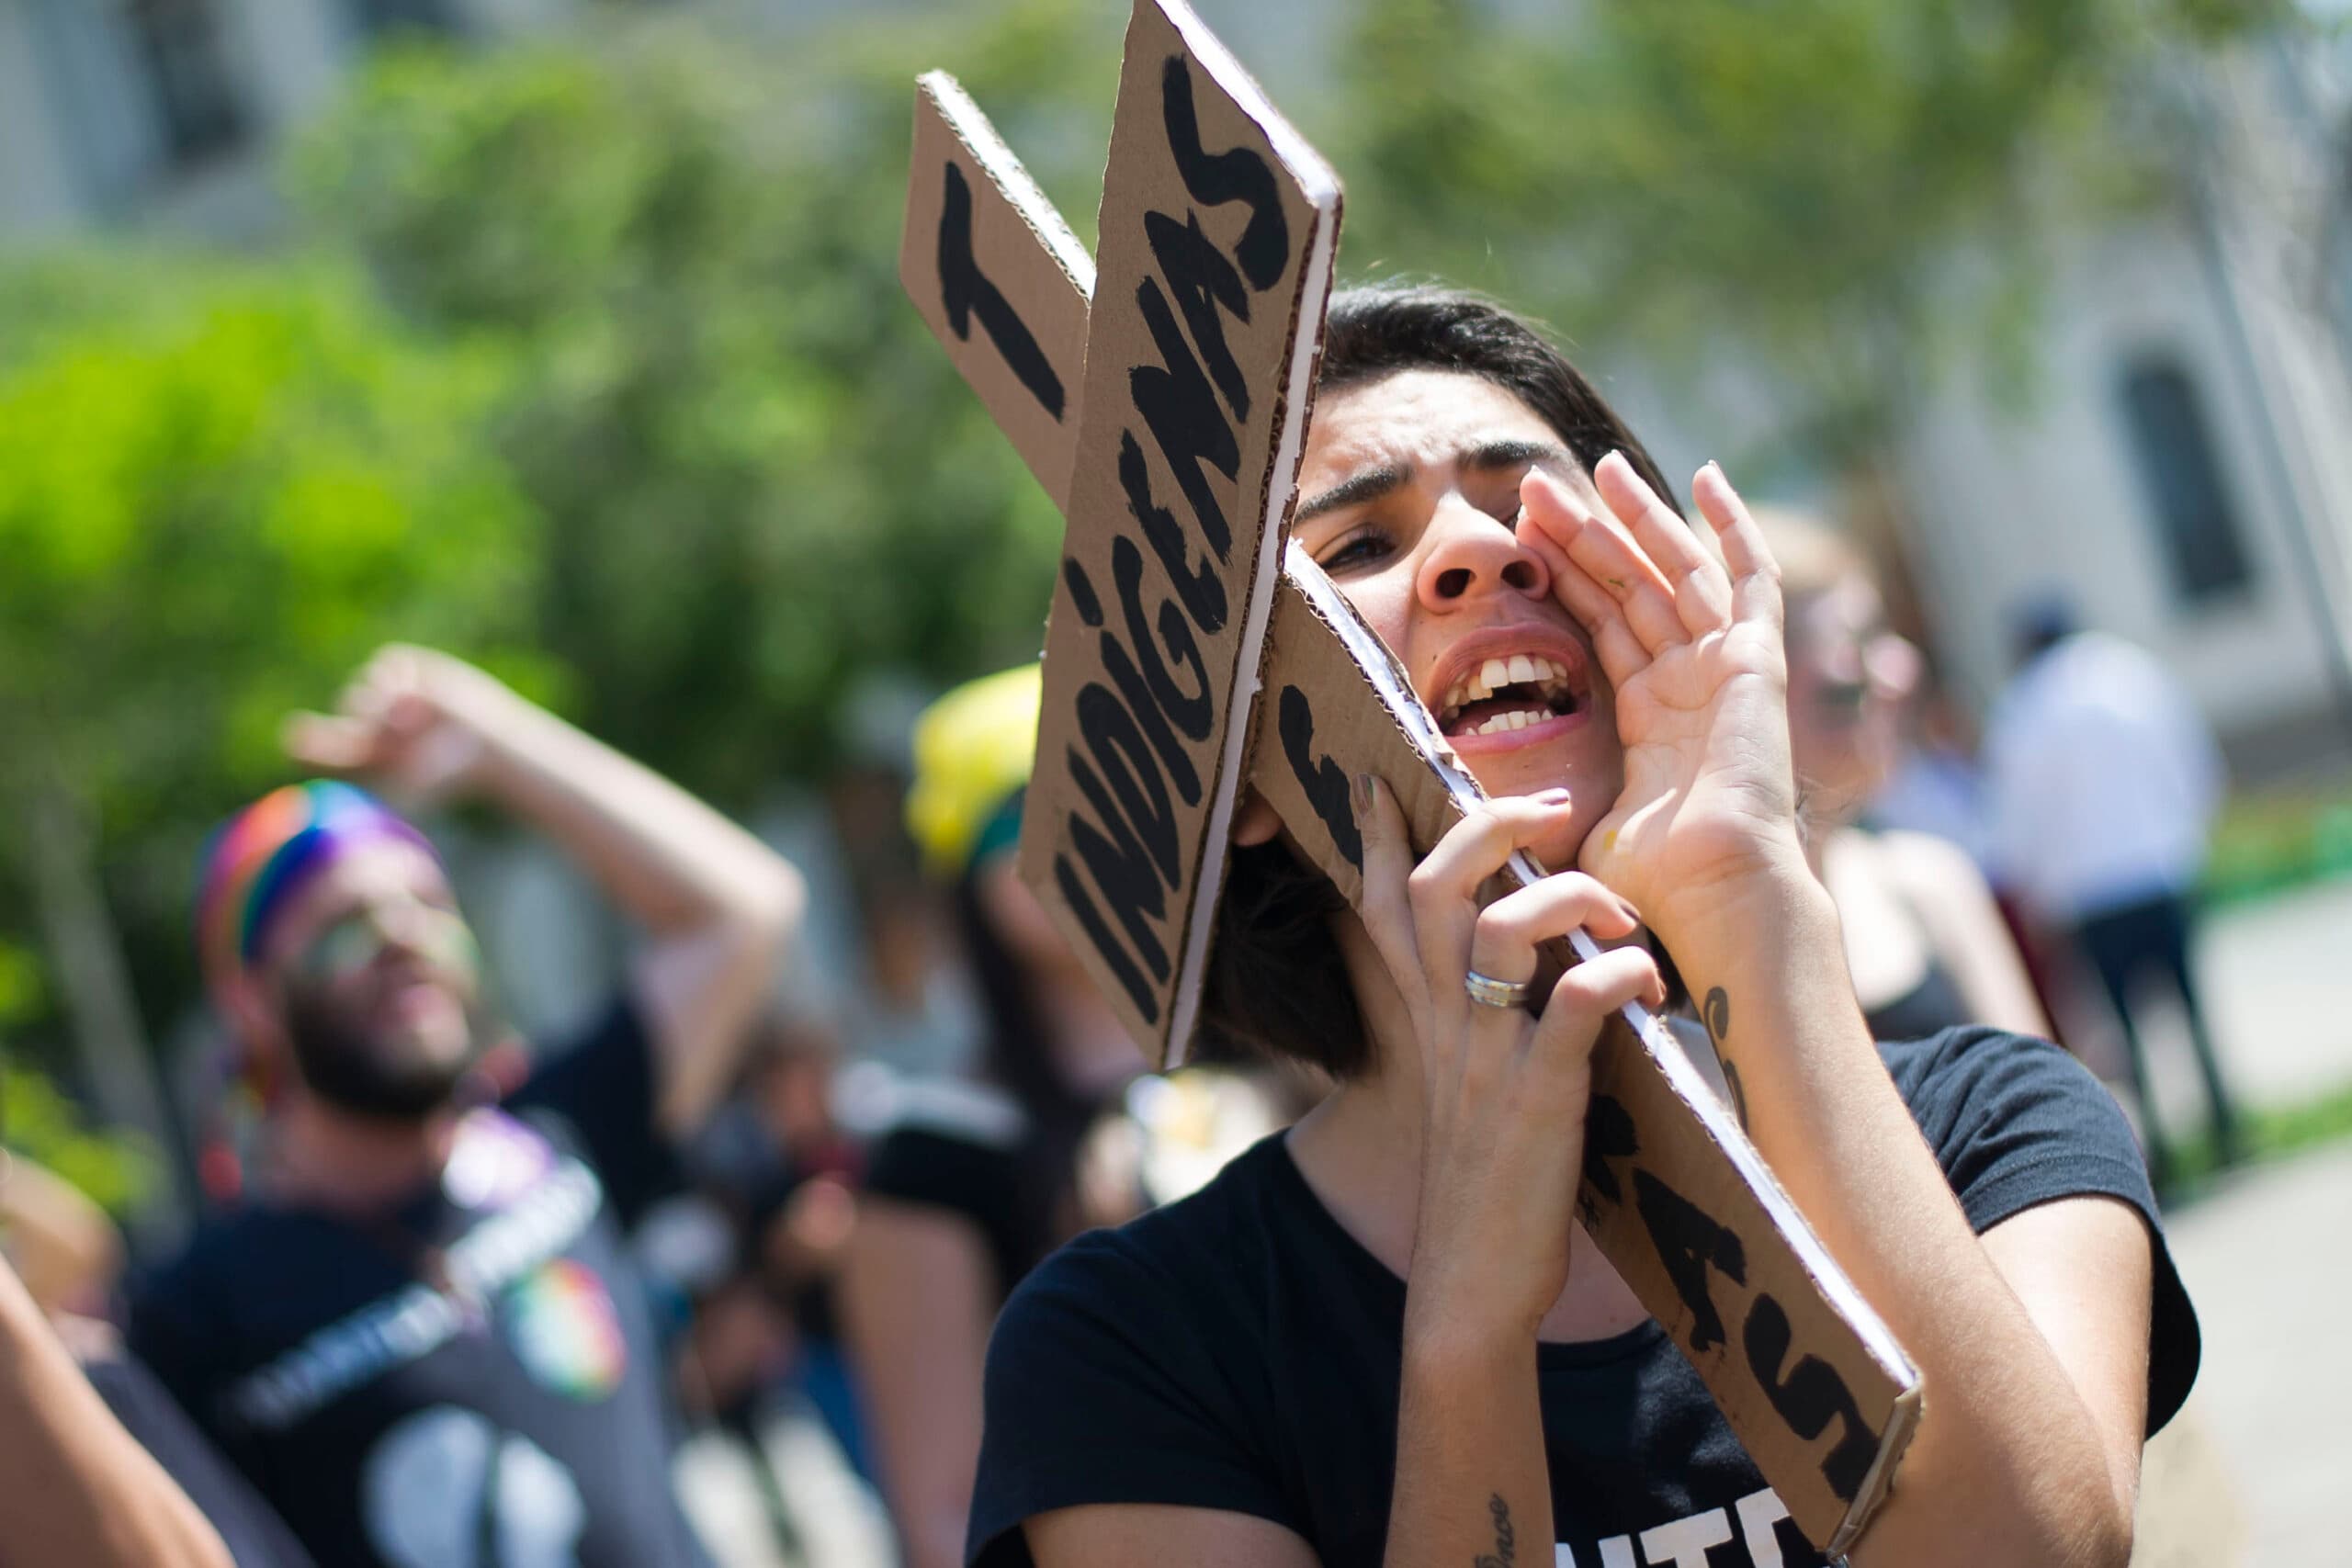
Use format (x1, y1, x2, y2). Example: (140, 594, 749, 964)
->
(1892, 42, 2352, 782)
(0, 0, 441, 243)
(10, 3, 2352, 784)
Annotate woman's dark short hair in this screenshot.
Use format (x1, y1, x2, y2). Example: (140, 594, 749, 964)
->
(1195, 283, 1678, 1079)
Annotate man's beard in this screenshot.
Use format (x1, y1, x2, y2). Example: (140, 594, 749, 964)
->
(281, 986, 478, 1122)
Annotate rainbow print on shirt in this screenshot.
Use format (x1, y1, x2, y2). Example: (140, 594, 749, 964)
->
(506, 1258, 628, 1403)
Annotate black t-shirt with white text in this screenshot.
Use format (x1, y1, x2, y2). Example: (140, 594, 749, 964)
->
(84, 1349, 317, 1568)
(968, 1027, 2199, 1568)
(129, 1000, 708, 1568)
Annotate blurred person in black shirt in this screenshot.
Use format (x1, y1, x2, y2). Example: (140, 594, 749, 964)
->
(129, 646, 803, 1568)
(839, 665, 1155, 1568)
(841, 667, 1294, 1568)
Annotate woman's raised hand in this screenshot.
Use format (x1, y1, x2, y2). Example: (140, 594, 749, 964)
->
(1354, 778, 1666, 1342)
(1518, 456, 1804, 940)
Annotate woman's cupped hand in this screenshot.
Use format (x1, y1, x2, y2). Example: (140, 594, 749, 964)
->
(1518, 456, 1807, 942)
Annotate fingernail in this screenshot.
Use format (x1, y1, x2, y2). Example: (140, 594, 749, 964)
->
(1352, 772, 1375, 816)
(1532, 787, 1573, 806)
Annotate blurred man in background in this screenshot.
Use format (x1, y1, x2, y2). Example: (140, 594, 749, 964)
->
(128, 645, 803, 1568)
(1985, 598, 2245, 1190)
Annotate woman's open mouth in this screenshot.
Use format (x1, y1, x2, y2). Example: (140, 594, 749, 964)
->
(1435, 653, 1585, 740)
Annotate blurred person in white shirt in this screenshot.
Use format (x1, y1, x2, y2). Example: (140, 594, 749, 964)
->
(1984, 595, 2244, 1188)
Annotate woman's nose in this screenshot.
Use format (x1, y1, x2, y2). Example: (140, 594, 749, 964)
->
(1415, 497, 1552, 610)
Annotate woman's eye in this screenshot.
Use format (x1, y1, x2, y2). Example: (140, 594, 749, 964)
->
(1316, 529, 1395, 573)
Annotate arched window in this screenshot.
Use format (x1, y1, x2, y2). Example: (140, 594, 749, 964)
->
(2116, 355, 2255, 604)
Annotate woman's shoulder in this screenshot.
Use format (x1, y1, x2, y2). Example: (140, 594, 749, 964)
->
(1878, 1026, 2156, 1230)
(994, 1133, 1292, 1350)
(1866, 824, 1987, 881)
(974, 1136, 1303, 1563)
(1850, 824, 2000, 919)
(1878, 1024, 2094, 1133)
(1878, 1023, 2079, 1104)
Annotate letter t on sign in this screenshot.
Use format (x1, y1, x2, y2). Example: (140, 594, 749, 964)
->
(902, 0, 1339, 1064)
(902, 73, 1096, 511)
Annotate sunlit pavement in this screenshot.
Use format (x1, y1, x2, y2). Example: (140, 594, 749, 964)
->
(2154, 1145, 2352, 1566)
(2040, 877, 2352, 1565)
(2146, 876, 2352, 1565)
(2198, 877, 2352, 1113)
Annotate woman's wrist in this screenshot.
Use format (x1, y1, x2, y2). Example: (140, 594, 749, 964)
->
(1401, 1292, 1537, 1384)
(1645, 831, 1824, 953)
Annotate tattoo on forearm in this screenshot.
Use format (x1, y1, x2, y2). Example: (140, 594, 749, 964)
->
(1474, 1493, 1517, 1568)
(1703, 986, 1749, 1130)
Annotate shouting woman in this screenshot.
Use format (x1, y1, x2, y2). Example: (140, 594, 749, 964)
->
(963, 286, 2197, 1568)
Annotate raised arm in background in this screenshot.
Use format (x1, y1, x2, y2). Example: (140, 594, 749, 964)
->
(286, 644, 805, 1134)
(841, 1200, 1000, 1568)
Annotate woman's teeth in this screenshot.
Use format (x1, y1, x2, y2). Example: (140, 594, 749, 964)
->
(1466, 708, 1544, 736)
(1440, 655, 1575, 713)
(1436, 654, 1580, 735)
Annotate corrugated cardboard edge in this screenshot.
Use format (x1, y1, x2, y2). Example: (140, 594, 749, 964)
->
(1153, 0, 1341, 1069)
(903, 72, 1096, 512)
(1826, 1381, 1921, 1557)
(914, 71, 1098, 302)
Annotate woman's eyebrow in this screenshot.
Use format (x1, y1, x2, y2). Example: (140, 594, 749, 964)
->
(1296, 461, 1412, 522)
(1464, 437, 1574, 472)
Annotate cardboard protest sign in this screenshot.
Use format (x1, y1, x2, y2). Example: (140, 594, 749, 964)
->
(1026, 0, 1339, 1062)
(899, 0, 1918, 1550)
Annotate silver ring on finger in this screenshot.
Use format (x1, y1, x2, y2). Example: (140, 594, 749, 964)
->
(1464, 969, 1534, 1010)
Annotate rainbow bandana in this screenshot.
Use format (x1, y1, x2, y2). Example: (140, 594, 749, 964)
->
(196, 781, 442, 993)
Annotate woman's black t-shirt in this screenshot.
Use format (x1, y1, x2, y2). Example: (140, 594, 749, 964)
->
(967, 1027, 2199, 1568)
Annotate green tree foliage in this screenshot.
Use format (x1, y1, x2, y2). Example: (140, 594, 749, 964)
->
(1339, 0, 2293, 468)
(0, 251, 541, 1017)
(3, 1064, 157, 1220)
(294, 5, 1124, 803)
(0, 936, 148, 1219)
